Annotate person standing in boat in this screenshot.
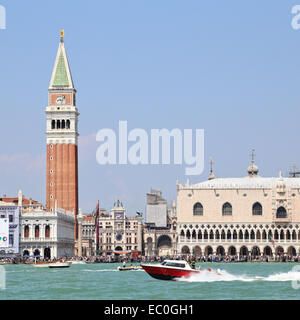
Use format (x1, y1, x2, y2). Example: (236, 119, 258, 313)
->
(123, 260, 126, 267)
(191, 260, 196, 269)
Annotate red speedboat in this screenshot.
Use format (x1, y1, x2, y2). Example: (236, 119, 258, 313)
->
(141, 260, 221, 281)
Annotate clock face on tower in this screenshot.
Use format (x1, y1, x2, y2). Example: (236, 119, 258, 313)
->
(116, 234, 122, 241)
(115, 212, 124, 219)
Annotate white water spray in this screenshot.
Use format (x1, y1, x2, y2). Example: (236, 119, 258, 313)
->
(176, 269, 300, 283)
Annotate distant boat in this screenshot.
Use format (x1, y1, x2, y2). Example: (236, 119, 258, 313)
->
(32, 262, 54, 268)
(70, 260, 86, 265)
(48, 262, 71, 268)
(118, 265, 143, 271)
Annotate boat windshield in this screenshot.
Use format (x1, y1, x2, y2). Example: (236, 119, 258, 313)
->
(161, 261, 186, 268)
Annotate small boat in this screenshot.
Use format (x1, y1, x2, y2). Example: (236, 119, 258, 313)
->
(48, 262, 71, 268)
(118, 265, 143, 271)
(68, 260, 86, 265)
(33, 262, 54, 268)
(32, 258, 56, 268)
(141, 260, 222, 281)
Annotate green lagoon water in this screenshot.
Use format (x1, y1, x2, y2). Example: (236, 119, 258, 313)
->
(1, 262, 300, 300)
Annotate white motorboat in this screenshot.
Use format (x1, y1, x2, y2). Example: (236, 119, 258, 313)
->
(141, 260, 222, 281)
(33, 262, 54, 268)
(70, 260, 86, 265)
(48, 262, 71, 268)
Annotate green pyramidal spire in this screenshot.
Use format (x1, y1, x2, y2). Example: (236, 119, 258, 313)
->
(49, 32, 74, 89)
(53, 51, 69, 87)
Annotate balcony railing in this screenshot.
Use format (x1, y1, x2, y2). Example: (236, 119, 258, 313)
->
(178, 238, 297, 244)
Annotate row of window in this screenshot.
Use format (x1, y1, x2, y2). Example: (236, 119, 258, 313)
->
(51, 119, 71, 130)
(193, 202, 287, 218)
(0, 214, 14, 222)
(180, 228, 298, 240)
(24, 225, 51, 238)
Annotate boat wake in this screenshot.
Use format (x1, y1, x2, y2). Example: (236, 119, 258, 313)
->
(176, 269, 300, 283)
(82, 269, 119, 272)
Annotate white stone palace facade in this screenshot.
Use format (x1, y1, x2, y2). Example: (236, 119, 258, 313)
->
(20, 206, 75, 259)
(177, 158, 300, 258)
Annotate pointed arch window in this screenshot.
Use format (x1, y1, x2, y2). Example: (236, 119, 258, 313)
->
(252, 202, 263, 215)
(193, 202, 203, 216)
(62, 120, 65, 129)
(186, 230, 191, 239)
(244, 230, 249, 240)
(222, 202, 232, 216)
(227, 230, 232, 240)
(57, 120, 61, 129)
(221, 230, 226, 240)
(233, 230, 237, 239)
(276, 207, 287, 219)
(66, 120, 70, 129)
(192, 230, 197, 239)
(51, 120, 56, 129)
(256, 230, 261, 240)
(239, 230, 243, 240)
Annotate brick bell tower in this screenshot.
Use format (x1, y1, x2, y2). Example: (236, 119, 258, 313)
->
(46, 31, 79, 239)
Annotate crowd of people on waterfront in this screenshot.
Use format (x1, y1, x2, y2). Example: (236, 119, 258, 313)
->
(138, 254, 299, 263)
(0, 253, 299, 264)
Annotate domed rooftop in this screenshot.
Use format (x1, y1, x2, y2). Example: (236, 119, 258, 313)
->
(247, 149, 259, 177)
(247, 162, 259, 176)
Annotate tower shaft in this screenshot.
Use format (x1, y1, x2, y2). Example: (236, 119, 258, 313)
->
(46, 32, 79, 239)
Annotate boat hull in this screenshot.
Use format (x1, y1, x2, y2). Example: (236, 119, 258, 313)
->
(33, 263, 54, 268)
(48, 262, 71, 268)
(141, 264, 200, 280)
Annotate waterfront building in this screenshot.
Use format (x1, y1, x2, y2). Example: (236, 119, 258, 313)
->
(143, 189, 177, 256)
(81, 213, 97, 257)
(146, 189, 168, 227)
(0, 201, 20, 254)
(79, 208, 108, 257)
(98, 201, 143, 256)
(177, 154, 300, 258)
(45, 31, 79, 239)
(20, 203, 75, 259)
(0, 190, 44, 255)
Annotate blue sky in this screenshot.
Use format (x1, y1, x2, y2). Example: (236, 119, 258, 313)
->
(0, 0, 300, 215)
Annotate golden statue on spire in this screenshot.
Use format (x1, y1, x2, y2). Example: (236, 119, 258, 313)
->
(60, 30, 65, 40)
